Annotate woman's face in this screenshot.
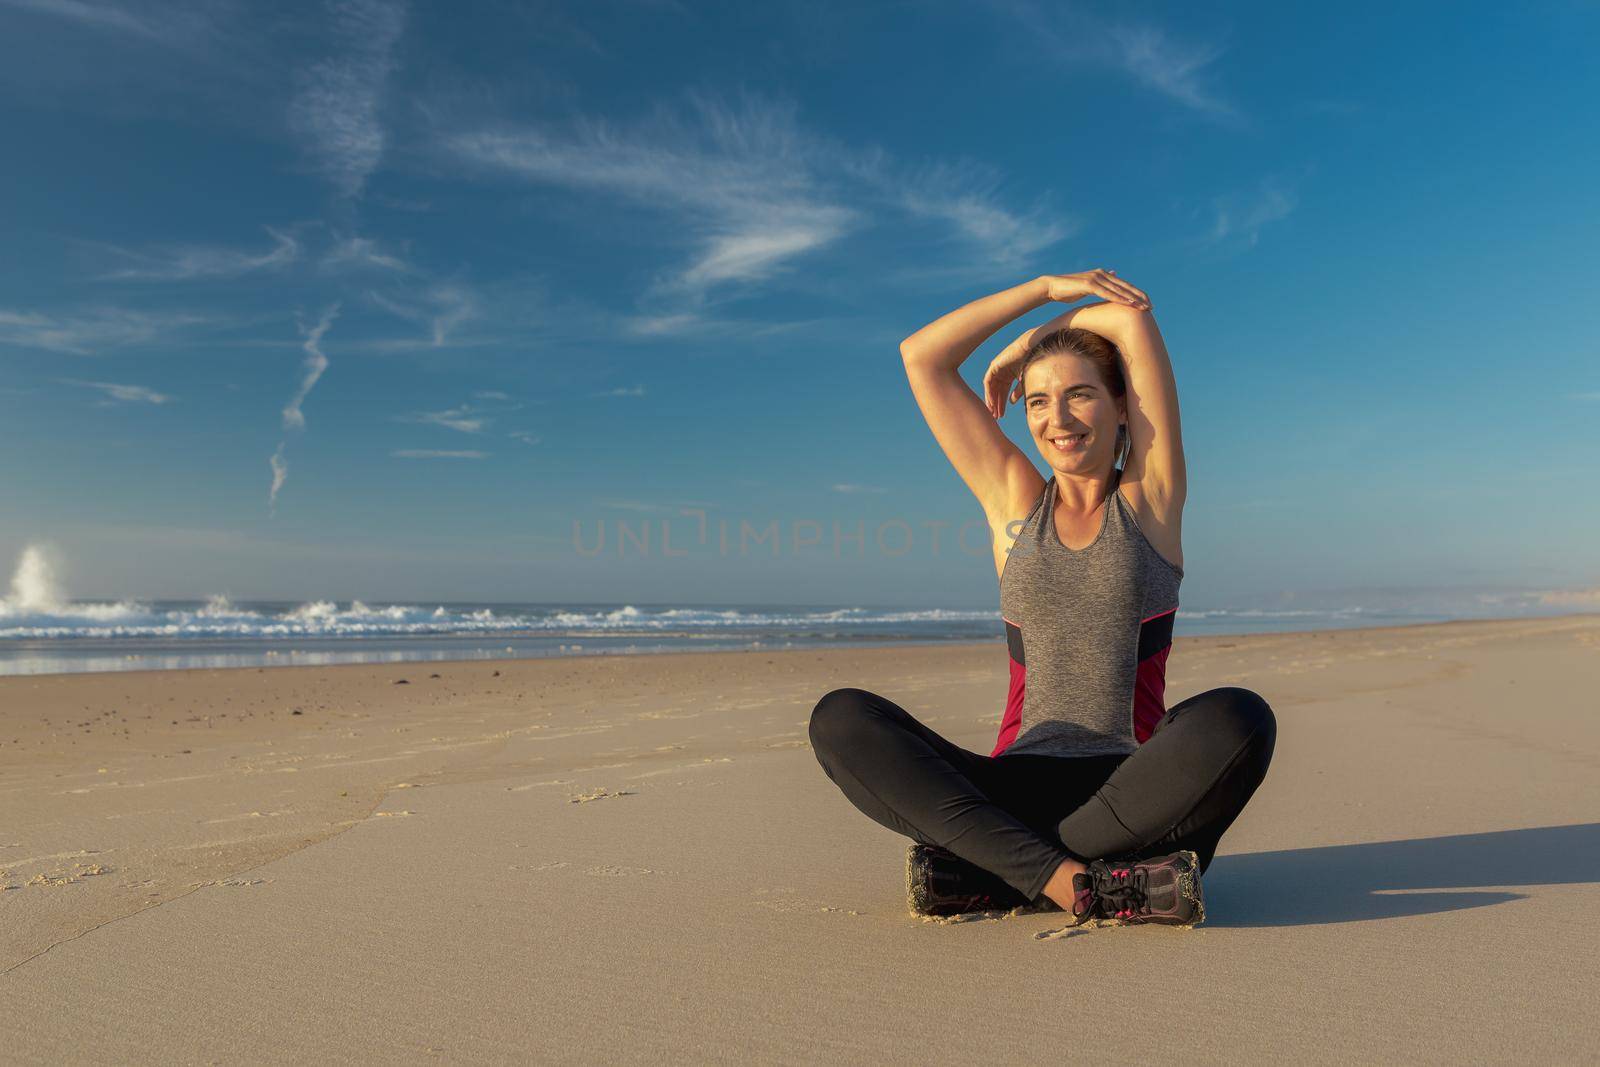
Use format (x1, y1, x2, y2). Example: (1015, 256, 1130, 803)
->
(1022, 353, 1124, 475)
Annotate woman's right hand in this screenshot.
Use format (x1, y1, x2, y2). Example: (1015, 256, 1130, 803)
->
(981, 340, 1028, 419)
(1041, 269, 1151, 310)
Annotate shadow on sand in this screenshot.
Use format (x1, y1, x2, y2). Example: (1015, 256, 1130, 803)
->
(1204, 823, 1600, 927)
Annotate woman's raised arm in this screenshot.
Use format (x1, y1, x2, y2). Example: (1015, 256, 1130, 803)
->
(898, 277, 1051, 518)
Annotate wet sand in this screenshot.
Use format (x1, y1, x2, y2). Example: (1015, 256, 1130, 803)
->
(3, 614, 1599, 1062)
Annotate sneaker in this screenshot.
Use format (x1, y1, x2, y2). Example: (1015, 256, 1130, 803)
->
(906, 843, 1050, 916)
(1070, 851, 1205, 927)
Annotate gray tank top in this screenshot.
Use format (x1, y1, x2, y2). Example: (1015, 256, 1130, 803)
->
(993, 468, 1183, 758)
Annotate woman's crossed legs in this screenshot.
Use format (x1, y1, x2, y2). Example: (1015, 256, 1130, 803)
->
(808, 686, 1276, 903)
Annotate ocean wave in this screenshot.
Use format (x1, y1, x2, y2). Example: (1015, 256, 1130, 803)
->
(0, 598, 1004, 640)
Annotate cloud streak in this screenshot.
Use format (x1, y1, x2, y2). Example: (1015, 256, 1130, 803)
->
(402, 405, 486, 433)
(289, 0, 408, 198)
(269, 304, 339, 514)
(1209, 178, 1297, 246)
(0, 307, 205, 354)
(985, 0, 1240, 122)
(283, 304, 338, 431)
(96, 227, 300, 281)
(0, 0, 207, 42)
(59, 377, 173, 404)
(323, 234, 409, 272)
(449, 95, 854, 311)
(368, 283, 479, 346)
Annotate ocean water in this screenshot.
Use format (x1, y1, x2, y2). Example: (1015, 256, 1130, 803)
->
(0, 594, 1589, 676)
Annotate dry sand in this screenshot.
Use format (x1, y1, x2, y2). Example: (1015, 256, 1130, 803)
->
(3, 615, 1599, 1063)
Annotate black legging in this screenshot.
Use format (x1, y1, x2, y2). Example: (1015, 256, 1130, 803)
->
(809, 686, 1276, 901)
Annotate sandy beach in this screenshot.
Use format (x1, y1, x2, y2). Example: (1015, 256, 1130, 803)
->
(3, 614, 1599, 1063)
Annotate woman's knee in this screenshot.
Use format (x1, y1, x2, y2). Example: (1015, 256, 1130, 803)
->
(1179, 686, 1277, 750)
(808, 687, 877, 755)
(1221, 686, 1275, 737)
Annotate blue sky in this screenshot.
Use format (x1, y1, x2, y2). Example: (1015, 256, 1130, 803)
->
(1, 0, 1597, 611)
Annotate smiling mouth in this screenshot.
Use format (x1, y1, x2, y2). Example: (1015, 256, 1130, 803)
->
(1048, 433, 1088, 451)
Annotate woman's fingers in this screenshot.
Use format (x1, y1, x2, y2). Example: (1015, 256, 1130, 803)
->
(1094, 275, 1149, 308)
(986, 366, 1014, 418)
(1071, 268, 1148, 307)
(1095, 270, 1150, 307)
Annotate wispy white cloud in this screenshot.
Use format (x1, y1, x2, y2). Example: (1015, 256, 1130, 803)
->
(447, 92, 857, 310)
(619, 311, 824, 340)
(322, 233, 409, 272)
(508, 430, 541, 446)
(426, 284, 476, 345)
(402, 405, 486, 433)
(592, 384, 645, 398)
(623, 313, 701, 338)
(58, 377, 173, 404)
(269, 304, 339, 514)
(831, 483, 888, 495)
(854, 154, 1075, 274)
(0, 306, 205, 354)
(282, 304, 338, 431)
(397, 392, 525, 435)
(392, 449, 488, 459)
(0, 0, 204, 42)
(1569, 391, 1600, 401)
(1209, 177, 1297, 246)
(368, 282, 479, 346)
(268, 444, 288, 512)
(96, 227, 299, 281)
(289, 0, 408, 198)
(986, 0, 1241, 122)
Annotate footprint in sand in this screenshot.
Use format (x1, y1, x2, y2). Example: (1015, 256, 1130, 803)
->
(371, 810, 417, 818)
(584, 865, 657, 877)
(510, 861, 571, 872)
(25, 861, 114, 887)
(202, 810, 287, 824)
(754, 897, 867, 916)
(1032, 925, 1090, 940)
(568, 787, 637, 803)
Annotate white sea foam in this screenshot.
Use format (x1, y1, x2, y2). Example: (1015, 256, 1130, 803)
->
(0, 547, 1004, 640)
